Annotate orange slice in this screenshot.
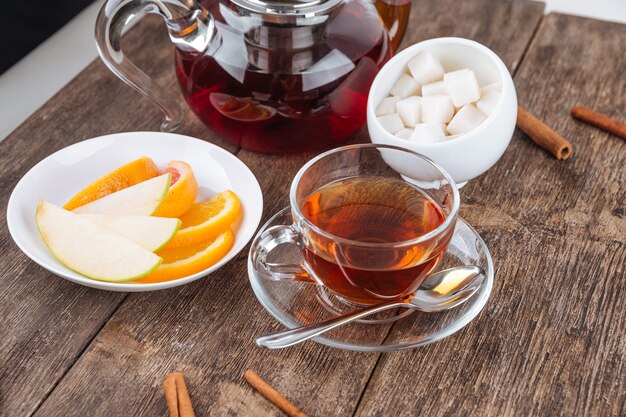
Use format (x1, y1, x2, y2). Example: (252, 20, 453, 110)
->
(135, 229, 234, 283)
(164, 190, 240, 249)
(153, 161, 199, 218)
(64, 157, 158, 210)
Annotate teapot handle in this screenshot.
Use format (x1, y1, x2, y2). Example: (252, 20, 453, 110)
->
(375, 0, 412, 52)
(95, 0, 217, 132)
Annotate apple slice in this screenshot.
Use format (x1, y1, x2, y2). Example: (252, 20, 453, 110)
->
(72, 174, 171, 215)
(80, 214, 181, 251)
(36, 201, 162, 282)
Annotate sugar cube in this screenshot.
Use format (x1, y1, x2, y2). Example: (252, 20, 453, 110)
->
(378, 113, 405, 134)
(446, 104, 486, 135)
(480, 82, 502, 95)
(396, 96, 422, 127)
(376, 96, 402, 116)
(476, 89, 500, 116)
(421, 95, 455, 124)
(409, 123, 447, 143)
(444, 69, 481, 107)
(407, 51, 445, 85)
(421, 80, 447, 96)
(390, 74, 420, 98)
(395, 128, 413, 140)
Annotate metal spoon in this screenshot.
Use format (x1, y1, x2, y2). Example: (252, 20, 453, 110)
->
(256, 266, 485, 349)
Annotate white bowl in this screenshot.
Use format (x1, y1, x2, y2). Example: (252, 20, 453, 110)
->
(7, 132, 263, 292)
(367, 37, 517, 184)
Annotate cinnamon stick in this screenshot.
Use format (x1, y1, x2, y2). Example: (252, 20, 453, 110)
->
(516, 106, 573, 160)
(244, 370, 308, 417)
(571, 106, 626, 140)
(163, 372, 196, 417)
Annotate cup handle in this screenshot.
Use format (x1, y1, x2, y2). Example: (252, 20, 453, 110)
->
(250, 225, 310, 282)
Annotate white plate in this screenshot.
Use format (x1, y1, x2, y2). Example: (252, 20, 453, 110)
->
(7, 132, 263, 292)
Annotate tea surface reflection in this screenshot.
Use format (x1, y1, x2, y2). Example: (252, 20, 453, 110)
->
(301, 176, 450, 304)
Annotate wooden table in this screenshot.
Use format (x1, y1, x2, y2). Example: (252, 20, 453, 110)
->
(1, 1, 624, 415)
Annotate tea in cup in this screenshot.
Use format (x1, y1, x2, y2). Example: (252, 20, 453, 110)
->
(250, 144, 459, 305)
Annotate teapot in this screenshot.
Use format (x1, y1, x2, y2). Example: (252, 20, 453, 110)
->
(96, 0, 410, 153)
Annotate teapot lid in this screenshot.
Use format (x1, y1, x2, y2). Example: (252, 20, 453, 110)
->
(231, 0, 343, 18)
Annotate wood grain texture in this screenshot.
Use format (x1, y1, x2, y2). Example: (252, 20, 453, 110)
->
(11, 1, 616, 417)
(22, 1, 545, 417)
(32, 256, 384, 417)
(395, 0, 546, 73)
(354, 13, 626, 417)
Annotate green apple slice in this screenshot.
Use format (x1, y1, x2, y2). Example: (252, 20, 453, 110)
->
(36, 201, 162, 282)
(80, 214, 181, 251)
(72, 173, 171, 215)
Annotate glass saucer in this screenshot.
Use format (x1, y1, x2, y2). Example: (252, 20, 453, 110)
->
(247, 207, 494, 352)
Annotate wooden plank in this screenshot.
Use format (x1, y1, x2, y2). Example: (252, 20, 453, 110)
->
(0, 17, 235, 417)
(27, 1, 545, 416)
(394, 0, 546, 73)
(354, 13, 626, 417)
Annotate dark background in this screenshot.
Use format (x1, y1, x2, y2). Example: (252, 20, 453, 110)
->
(0, 0, 94, 74)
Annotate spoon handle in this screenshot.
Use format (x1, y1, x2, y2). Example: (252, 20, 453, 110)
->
(256, 300, 407, 349)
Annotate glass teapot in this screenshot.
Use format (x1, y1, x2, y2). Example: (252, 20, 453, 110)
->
(96, 0, 410, 153)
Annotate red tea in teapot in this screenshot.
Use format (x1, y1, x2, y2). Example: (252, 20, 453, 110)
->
(174, 0, 395, 153)
(96, 0, 411, 153)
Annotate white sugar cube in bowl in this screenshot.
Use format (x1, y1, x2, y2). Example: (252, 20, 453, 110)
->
(421, 81, 447, 96)
(410, 123, 447, 143)
(390, 74, 420, 98)
(444, 69, 481, 107)
(396, 96, 422, 127)
(421, 95, 455, 124)
(367, 37, 517, 184)
(375, 96, 401, 116)
(447, 104, 487, 135)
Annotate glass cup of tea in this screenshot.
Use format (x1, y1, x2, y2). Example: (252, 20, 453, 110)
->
(250, 144, 460, 306)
